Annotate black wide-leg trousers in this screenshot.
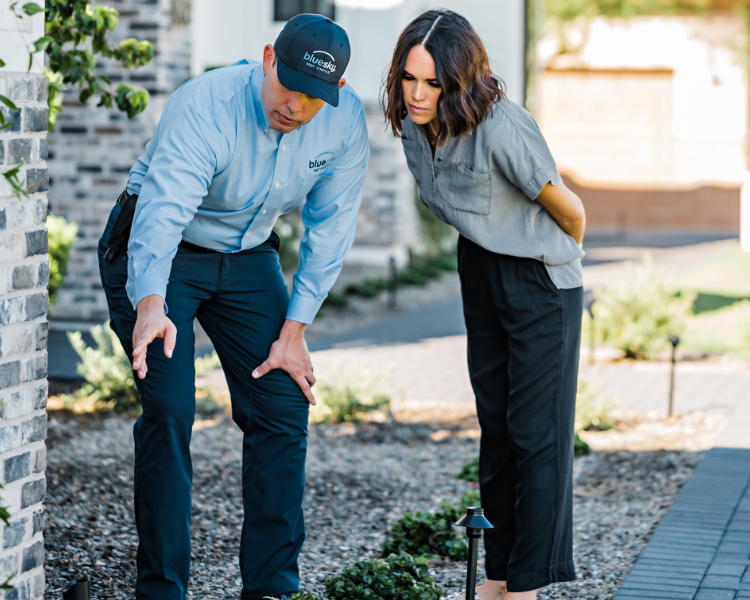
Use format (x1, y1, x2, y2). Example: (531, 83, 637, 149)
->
(457, 236, 582, 592)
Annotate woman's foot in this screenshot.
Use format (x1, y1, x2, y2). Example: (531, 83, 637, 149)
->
(459, 579, 508, 600)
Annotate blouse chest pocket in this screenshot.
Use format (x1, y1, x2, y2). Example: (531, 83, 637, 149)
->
(447, 164, 492, 216)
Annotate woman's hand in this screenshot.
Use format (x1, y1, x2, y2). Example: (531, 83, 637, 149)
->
(535, 182, 586, 245)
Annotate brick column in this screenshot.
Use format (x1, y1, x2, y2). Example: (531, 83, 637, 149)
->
(0, 72, 50, 600)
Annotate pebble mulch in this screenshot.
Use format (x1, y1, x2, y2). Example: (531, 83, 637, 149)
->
(43, 413, 702, 600)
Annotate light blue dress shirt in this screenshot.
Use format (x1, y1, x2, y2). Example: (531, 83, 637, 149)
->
(125, 60, 369, 324)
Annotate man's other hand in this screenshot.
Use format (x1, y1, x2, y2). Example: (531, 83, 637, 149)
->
(132, 295, 177, 379)
(252, 320, 316, 405)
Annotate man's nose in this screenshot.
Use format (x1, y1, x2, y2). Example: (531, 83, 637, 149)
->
(286, 91, 304, 113)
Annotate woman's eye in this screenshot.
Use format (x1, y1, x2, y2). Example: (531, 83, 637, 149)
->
(402, 74, 414, 80)
(428, 82, 440, 88)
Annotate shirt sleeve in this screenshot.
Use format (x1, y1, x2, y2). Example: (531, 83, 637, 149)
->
(489, 101, 562, 201)
(286, 103, 370, 324)
(125, 99, 233, 311)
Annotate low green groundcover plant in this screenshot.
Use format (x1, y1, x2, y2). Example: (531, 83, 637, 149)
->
(574, 432, 591, 457)
(575, 379, 612, 433)
(381, 503, 467, 561)
(457, 455, 479, 484)
(460, 488, 481, 509)
(270, 552, 444, 600)
(328, 552, 444, 600)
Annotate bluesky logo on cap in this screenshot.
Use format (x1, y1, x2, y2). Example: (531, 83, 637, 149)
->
(274, 14, 351, 107)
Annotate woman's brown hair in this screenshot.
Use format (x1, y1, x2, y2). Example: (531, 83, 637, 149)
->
(381, 9, 505, 144)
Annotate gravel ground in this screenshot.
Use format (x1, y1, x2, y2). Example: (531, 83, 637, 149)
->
(43, 412, 702, 600)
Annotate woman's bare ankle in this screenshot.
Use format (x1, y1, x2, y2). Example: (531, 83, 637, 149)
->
(505, 590, 537, 600)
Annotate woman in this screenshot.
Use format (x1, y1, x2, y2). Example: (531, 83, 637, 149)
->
(382, 10, 585, 600)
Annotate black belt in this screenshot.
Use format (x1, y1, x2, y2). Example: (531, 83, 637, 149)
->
(178, 240, 218, 253)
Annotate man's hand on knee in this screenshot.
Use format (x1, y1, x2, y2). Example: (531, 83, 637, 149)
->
(252, 320, 317, 405)
(132, 295, 177, 379)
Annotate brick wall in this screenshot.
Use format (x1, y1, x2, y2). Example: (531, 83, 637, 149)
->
(0, 72, 49, 600)
(564, 174, 741, 234)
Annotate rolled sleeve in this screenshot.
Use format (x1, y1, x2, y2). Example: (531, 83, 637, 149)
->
(523, 166, 563, 201)
(491, 101, 562, 201)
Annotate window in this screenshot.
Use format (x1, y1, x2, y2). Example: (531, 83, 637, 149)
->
(274, 0, 335, 22)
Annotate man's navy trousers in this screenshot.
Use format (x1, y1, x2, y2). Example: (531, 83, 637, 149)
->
(99, 203, 309, 600)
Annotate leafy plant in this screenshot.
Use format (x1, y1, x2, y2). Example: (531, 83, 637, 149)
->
(414, 185, 454, 254)
(47, 214, 78, 309)
(575, 378, 612, 432)
(194, 351, 222, 377)
(381, 503, 467, 561)
(313, 363, 392, 424)
(592, 257, 695, 359)
(66, 324, 138, 412)
(574, 432, 591, 457)
(325, 552, 444, 600)
(66, 324, 226, 413)
(460, 488, 481, 509)
(457, 455, 479, 484)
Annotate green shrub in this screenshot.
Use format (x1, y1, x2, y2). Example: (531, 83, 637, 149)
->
(460, 488, 481, 509)
(47, 214, 78, 309)
(314, 363, 392, 424)
(321, 291, 349, 310)
(66, 324, 138, 412)
(380, 503, 467, 561)
(592, 256, 695, 359)
(326, 552, 444, 600)
(346, 277, 389, 298)
(575, 379, 612, 432)
(457, 455, 479, 484)
(66, 324, 226, 413)
(574, 432, 591, 457)
(195, 351, 222, 376)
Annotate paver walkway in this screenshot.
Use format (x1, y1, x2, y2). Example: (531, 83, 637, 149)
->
(613, 447, 750, 600)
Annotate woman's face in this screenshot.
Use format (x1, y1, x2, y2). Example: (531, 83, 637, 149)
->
(402, 45, 441, 125)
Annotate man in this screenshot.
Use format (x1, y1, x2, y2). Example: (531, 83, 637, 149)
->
(97, 14, 369, 600)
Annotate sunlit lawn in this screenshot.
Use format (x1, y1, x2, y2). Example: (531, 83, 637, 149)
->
(675, 242, 750, 355)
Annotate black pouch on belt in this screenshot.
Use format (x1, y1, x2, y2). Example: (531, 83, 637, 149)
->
(104, 189, 139, 262)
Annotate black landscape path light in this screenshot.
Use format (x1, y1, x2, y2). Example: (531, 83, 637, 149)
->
(62, 575, 90, 600)
(668, 334, 680, 417)
(455, 507, 493, 600)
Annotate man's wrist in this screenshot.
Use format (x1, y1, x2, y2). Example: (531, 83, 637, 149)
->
(280, 319, 307, 340)
(137, 294, 165, 316)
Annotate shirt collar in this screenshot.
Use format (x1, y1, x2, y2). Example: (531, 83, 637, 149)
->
(251, 64, 270, 131)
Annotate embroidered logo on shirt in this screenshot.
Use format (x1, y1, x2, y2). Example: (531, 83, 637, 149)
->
(308, 151, 336, 174)
(303, 51, 337, 75)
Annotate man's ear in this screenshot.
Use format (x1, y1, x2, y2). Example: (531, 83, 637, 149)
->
(338, 78, 346, 90)
(262, 44, 276, 74)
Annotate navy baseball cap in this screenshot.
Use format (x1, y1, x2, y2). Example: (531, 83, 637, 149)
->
(274, 14, 351, 107)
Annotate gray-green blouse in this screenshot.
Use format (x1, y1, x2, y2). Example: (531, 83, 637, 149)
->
(400, 98, 584, 289)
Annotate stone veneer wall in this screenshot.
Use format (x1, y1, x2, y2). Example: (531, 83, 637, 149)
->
(47, 0, 191, 322)
(0, 72, 50, 600)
